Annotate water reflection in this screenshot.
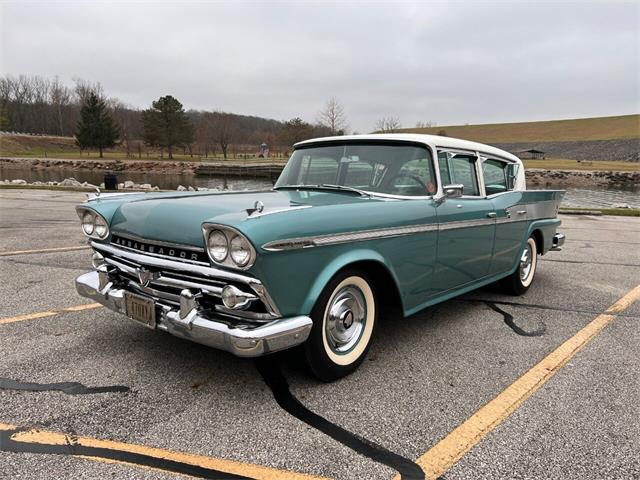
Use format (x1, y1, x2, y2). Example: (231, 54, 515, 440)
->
(1, 166, 637, 209)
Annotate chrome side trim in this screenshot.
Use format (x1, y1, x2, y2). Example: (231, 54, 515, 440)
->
(262, 200, 562, 251)
(438, 218, 495, 231)
(262, 223, 439, 252)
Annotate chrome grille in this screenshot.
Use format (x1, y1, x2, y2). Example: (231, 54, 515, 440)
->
(94, 242, 271, 319)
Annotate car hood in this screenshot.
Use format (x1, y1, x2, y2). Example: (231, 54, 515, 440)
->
(109, 189, 378, 247)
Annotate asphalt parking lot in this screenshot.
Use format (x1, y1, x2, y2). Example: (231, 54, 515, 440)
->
(1, 189, 639, 480)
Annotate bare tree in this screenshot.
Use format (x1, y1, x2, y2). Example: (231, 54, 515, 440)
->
(317, 97, 347, 135)
(415, 120, 436, 128)
(209, 111, 238, 159)
(73, 78, 104, 105)
(375, 116, 402, 133)
(50, 76, 72, 136)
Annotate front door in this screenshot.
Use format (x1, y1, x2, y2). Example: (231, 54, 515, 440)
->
(433, 152, 496, 294)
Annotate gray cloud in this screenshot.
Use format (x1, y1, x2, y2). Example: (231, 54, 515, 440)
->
(1, 0, 638, 132)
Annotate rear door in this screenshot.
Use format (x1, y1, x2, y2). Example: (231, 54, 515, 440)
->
(433, 151, 496, 294)
(483, 157, 529, 275)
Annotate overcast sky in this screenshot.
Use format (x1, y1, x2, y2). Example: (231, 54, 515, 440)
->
(1, 0, 638, 132)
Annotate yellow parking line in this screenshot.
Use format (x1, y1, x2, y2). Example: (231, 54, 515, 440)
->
(0, 245, 90, 256)
(0, 303, 102, 325)
(396, 284, 640, 480)
(0, 424, 326, 480)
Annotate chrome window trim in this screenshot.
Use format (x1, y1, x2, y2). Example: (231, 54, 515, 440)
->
(434, 149, 484, 199)
(436, 146, 518, 165)
(282, 141, 441, 200)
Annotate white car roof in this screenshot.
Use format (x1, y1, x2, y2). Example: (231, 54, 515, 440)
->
(295, 133, 521, 164)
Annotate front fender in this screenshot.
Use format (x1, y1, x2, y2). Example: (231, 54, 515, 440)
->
(299, 248, 401, 315)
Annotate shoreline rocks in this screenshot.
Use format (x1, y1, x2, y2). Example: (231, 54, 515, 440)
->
(0, 177, 218, 192)
(525, 169, 639, 188)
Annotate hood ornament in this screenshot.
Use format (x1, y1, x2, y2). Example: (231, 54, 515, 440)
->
(247, 200, 265, 216)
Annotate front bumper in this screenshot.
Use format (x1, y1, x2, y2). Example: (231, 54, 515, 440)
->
(75, 271, 312, 357)
(551, 233, 566, 250)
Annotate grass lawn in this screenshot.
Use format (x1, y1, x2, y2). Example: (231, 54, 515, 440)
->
(399, 114, 640, 143)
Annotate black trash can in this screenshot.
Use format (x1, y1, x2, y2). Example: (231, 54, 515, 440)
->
(104, 171, 118, 190)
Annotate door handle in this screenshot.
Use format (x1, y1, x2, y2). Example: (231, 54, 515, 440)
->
(517, 210, 527, 215)
(487, 212, 497, 219)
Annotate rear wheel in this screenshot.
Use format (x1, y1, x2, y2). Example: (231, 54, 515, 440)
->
(304, 270, 377, 381)
(501, 236, 538, 295)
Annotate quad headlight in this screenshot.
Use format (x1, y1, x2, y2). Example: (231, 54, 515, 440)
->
(230, 235, 252, 267)
(203, 224, 256, 270)
(77, 208, 110, 239)
(207, 230, 229, 262)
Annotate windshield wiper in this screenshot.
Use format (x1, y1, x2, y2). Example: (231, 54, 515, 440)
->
(274, 184, 371, 197)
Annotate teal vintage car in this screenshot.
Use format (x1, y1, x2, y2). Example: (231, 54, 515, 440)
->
(75, 134, 565, 380)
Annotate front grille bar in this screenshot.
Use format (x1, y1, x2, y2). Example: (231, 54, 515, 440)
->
(92, 241, 281, 320)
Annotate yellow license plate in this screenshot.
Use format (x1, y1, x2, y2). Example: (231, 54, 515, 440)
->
(124, 293, 156, 328)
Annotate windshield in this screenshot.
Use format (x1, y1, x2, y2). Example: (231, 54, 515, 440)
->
(275, 143, 437, 197)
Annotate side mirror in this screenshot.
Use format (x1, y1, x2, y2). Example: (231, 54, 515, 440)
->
(436, 184, 464, 204)
(444, 184, 464, 198)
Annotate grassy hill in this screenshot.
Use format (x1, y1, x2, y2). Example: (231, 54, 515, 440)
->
(399, 114, 639, 143)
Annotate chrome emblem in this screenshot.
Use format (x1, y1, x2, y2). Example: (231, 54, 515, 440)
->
(254, 200, 264, 213)
(137, 267, 157, 287)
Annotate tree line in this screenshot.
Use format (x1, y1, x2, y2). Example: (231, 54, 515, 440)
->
(0, 75, 343, 158)
(0, 74, 440, 157)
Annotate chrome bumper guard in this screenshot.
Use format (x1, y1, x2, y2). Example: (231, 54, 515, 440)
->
(551, 233, 565, 250)
(75, 271, 312, 357)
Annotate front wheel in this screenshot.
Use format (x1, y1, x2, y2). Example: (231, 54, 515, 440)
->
(304, 270, 377, 381)
(501, 236, 538, 295)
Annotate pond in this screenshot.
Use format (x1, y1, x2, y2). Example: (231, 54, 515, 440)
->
(1, 166, 638, 209)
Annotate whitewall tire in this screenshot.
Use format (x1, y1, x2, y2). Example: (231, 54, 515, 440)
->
(501, 235, 538, 295)
(304, 270, 377, 381)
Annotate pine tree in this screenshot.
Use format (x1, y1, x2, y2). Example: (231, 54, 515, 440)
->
(75, 93, 119, 158)
(142, 95, 194, 159)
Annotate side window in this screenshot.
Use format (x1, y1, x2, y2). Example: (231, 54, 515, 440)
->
(482, 159, 509, 195)
(438, 152, 480, 196)
(395, 157, 437, 195)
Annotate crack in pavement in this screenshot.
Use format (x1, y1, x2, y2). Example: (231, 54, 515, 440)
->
(484, 302, 545, 337)
(256, 355, 425, 480)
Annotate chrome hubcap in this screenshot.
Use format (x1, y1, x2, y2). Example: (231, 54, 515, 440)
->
(325, 286, 367, 354)
(520, 244, 533, 282)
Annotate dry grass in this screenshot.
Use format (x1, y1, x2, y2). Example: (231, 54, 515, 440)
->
(399, 114, 640, 143)
(0, 135, 282, 162)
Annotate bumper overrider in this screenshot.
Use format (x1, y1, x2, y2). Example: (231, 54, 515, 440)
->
(75, 241, 312, 357)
